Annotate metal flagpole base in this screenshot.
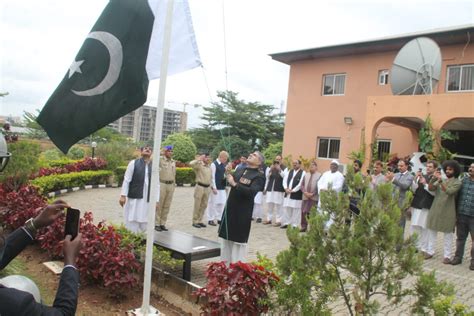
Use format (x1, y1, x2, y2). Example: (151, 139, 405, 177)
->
(126, 306, 163, 315)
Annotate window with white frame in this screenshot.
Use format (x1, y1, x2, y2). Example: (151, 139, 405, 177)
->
(378, 70, 389, 85)
(317, 137, 340, 159)
(322, 74, 346, 95)
(377, 140, 391, 161)
(447, 64, 474, 92)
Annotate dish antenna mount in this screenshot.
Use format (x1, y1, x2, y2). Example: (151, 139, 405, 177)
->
(391, 37, 442, 95)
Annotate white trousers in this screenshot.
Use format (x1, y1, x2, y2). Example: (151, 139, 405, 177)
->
(252, 203, 264, 219)
(410, 225, 429, 251)
(282, 207, 301, 227)
(125, 221, 147, 234)
(266, 202, 283, 223)
(426, 229, 454, 258)
(220, 238, 248, 264)
(206, 202, 225, 221)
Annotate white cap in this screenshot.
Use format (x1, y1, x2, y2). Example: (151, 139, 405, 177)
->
(0, 275, 41, 303)
(330, 159, 340, 166)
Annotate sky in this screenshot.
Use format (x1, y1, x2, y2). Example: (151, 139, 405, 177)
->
(1, 0, 473, 128)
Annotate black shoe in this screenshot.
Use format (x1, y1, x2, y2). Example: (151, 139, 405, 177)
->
(155, 225, 162, 231)
(208, 220, 217, 226)
(192, 224, 201, 228)
(160, 225, 168, 231)
(198, 223, 207, 228)
(256, 218, 262, 223)
(450, 257, 462, 265)
(280, 225, 288, 229)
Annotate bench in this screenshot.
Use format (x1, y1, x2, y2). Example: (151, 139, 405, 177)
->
(153, 230, 221, 281)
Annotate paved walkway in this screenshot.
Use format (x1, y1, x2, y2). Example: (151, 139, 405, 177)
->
(62, 187, 474, 313)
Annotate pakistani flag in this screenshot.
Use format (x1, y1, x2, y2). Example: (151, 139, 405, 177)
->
(37, 0, 201, 153)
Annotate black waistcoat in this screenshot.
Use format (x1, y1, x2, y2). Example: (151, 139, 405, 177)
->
(287, 169, 303, 200)
(411, 174, 434, 210)
(266, 165, 286, 192)
(213, 160, 226, 190)
(128, 158, 152, 202)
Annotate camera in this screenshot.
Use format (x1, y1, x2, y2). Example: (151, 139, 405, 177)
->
(273, 160, 280, 165)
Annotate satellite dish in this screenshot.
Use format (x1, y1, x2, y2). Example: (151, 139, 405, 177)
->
(391, 37, 442, 95)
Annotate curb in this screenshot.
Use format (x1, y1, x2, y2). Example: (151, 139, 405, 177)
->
(46, 184, 119, 198)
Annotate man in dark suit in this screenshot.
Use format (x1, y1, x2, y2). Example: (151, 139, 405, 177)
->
(0, 201, 82, 316)
(385, 159, 415, 234)
(218, 151, 266, 264)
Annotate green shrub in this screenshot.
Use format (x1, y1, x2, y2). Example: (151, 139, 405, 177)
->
(263, 142, 283, 165)
(41, 148, 63, 161)
(162, 133, 197, 163)
(0, 141, 41, 190)
(176, 167, 195, 186)
(114, 224, 183, 270)
(114, 166, 127, 185)
(95, 141, 136, 171)
(30, 170, 112, 193)
(67, 146, 85, 160)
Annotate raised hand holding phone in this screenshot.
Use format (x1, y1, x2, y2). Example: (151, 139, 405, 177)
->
(65, 207, 80, 240)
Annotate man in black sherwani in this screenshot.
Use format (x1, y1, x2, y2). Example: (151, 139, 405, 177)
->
(218, 151, 266, 264)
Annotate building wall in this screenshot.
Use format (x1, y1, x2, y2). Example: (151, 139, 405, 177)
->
(282, 42, 474, 171)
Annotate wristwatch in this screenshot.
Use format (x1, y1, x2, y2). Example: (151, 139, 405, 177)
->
(24, 218, 38, 238)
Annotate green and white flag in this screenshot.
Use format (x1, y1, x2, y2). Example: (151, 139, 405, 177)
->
(37, 0, 201, 153)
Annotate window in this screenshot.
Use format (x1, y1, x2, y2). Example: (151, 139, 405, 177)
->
(378, 70, 389, 85)
(377, 140, 391, 161)
(322, 74, 346, 95)
(317, 138, 340, 159)
(447, 64, 474, 92)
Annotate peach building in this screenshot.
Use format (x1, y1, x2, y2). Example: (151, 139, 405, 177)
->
(270, 25, 474, 171)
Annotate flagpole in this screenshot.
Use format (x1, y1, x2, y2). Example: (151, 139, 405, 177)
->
(136, 0, 175, 315)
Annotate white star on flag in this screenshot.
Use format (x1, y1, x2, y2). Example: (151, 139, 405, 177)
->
(68, 60, 84, 78)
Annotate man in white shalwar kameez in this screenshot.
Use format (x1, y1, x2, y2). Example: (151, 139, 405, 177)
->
(206, 151, 229, 226)
(119, 145, 159, 234)
(252, 165, 269, 223)
(317, 160, 345, 228)
(410, 160, 436, 253)
(281, 160, 305, 229)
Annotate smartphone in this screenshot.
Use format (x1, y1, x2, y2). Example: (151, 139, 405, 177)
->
(65, 208, 80, 240)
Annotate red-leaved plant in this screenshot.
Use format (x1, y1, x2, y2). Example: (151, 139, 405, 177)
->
(194, 261, 279, 315)
(31, 157, 107, 179)
(38, 211, 142, 296)
(0, 184, 47, 229)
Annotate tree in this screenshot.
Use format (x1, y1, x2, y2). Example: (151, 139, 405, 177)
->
(162, 133, 196, 163)
(0, 140, 41, 190)
(23, 110, 48, 139)
(274, 171, 461, 315)
(211, 136, 252, 160)
(263, 142, 283, 165)
(200, 91, 284, 149)
(186, 127, 220, 154)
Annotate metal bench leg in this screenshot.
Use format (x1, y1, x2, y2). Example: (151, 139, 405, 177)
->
(183, 255, 192, 281)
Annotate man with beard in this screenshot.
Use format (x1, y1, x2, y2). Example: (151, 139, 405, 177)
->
(120, 145, 159, 234)
(426, 160, 462, 264)
(263, 155, 286, 226)
(218, 152, 266, 264)
(410, 160, 437, 255)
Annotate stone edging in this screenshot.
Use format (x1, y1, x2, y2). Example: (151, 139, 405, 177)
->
(46, 184, 119, 198)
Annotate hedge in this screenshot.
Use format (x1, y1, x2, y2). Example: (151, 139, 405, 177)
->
(114, 166, 195, 186)
(115, 166, 127, 185)
(30, 170, 113, 194)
